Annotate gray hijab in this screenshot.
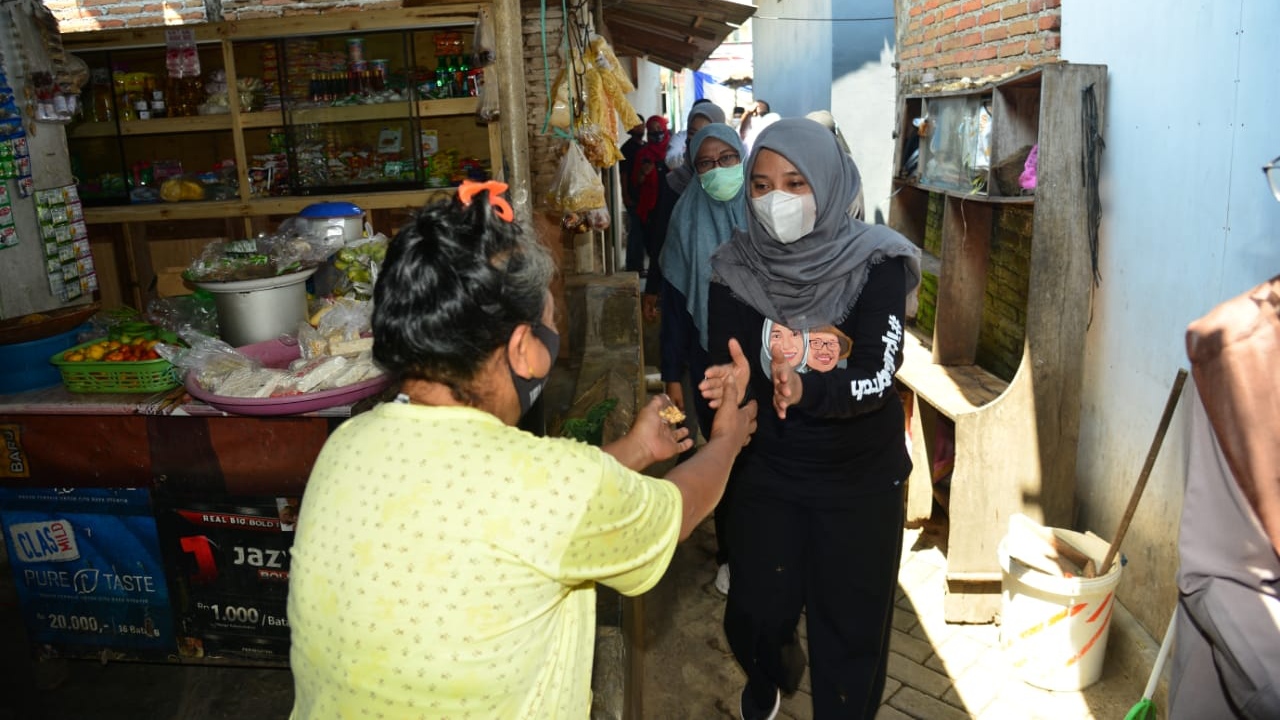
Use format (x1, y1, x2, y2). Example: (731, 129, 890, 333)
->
(710, 117, 922, 329)
(667, 102, 729, 194)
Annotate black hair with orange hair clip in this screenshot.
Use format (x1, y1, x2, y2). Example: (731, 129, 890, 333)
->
(457, 180, 515, 222)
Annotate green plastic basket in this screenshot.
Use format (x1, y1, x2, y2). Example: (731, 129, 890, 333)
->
(49, 338, 180, 394)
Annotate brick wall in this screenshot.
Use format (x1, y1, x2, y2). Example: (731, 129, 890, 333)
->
(896, 0, 1062, 91)
(46, 0, 209, 32)
(976, 205, 1031, 381)
(220, 0, 401, 21)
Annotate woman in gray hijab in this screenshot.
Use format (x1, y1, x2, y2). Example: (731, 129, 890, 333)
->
(699, 117, 922, 720)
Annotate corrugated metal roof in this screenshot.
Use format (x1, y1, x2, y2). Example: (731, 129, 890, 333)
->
(602, 0, 756, 71)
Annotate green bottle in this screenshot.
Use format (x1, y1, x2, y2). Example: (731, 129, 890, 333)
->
(446, 55, 459, 97)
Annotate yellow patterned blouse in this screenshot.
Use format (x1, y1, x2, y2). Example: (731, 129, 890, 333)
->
(287, 402, 681, 718)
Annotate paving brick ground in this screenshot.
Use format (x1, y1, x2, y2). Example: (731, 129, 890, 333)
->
(641, 522, 1158, 719)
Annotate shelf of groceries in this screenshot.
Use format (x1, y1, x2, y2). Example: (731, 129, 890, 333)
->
(62, 7, 502, 220)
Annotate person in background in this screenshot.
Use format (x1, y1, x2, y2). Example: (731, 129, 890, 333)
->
(657, 122, 748, 596)
(619, 114, 647, 275)
(632, 115, 672, 310)
(806, 109, 865, 221)
(640, 101, 727, 320)
(287, 181, 757, 718)
(738, 98, 781, 157)
(665, 98, 725, 176)
(700, 118, 921, 719)
(1169, 153, 1280, 719)
(731, 105, 746, 130)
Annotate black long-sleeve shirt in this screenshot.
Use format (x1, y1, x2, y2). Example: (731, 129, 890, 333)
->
(707, 257, 912, 504)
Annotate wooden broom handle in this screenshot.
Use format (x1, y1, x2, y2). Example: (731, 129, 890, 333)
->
(1100, 368, 1189, 574)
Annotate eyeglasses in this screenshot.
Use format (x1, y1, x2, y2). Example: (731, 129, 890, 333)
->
(694, 152, 742, 174)
(808, 338, 840, 352)
(1265, 156, 1280, 202)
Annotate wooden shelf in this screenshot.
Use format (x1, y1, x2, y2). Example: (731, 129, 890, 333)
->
(897, 330, 1008, 420)
(116, 115, 234, 136)
(890, 63, 1108, 623)
(288, 101, 413, 125)
(239, 112, 285, 129)
(892, 178, 1034, 205)
(82, 188, 457, 224)
(62, 5, 507, 315)
(417, 97, 478, 117)
(68, 122, 117, 139)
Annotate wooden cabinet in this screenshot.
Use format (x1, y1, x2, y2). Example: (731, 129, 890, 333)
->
(889, 64, 1107, 622)
(61, 7, 509, 310)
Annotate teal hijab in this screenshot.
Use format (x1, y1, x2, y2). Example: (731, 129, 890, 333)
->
(659, 123, 747, 349)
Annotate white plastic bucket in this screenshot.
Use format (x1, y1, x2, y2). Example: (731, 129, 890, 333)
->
(997, 528, 1122, 691)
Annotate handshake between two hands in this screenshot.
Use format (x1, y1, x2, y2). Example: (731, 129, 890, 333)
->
(630, 336, 800, 467)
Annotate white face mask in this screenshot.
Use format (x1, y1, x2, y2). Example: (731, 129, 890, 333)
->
(751, 190, 817, 244)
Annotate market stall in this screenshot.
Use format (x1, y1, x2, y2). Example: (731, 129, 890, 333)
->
(0, 383, 373, 666)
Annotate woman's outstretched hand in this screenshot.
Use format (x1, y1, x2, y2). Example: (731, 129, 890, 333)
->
(699, 338, 750, 409)
(770, 340, 803, 419)
(630, 393, 693, 465)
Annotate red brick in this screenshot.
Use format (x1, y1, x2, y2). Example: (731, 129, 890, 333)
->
(961, 30, 982, 46)
(983, 25, 1008, 42)
(975, 44, 997, 61)
(956, 15, 977, 30)
(998, 40, 1026, 57)
(1045, 34, 1061, 50)
(1028, 0, 1045, 10)
(1043, 0, 1061, 7)
(940, 34, 964, 51)
(961, 0, 982, 12)
(1038, 14, 1061, 30)
(978, 9, 1000, 24)
(1007, 18, 1035, 36)
(910, 5, 924, 16)
(925, 0, 944, 9)
(1003, 1, 1029, 19)
(923, 11, 937, 26)
(233, 10, 280, 19)
(943, 5, 961, 19)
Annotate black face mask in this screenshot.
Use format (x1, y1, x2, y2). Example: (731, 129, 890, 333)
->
(509, 321, 560, 418)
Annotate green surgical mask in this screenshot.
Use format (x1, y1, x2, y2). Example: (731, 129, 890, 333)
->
(699, 165, 744, 202)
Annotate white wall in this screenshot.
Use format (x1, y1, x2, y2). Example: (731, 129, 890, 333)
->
(829, 0, 896, 224)
(752, 0, 835, 118)
(751, 0, 896, 223)
(1061, 0, 1280, 635)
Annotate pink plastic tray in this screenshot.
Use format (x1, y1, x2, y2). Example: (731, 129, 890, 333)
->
(185, 338, 391, 416)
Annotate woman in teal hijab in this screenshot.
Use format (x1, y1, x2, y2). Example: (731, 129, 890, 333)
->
(658, 122, 747, 594)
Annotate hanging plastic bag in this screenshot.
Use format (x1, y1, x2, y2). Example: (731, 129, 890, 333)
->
(476, 67, 500, 123)
(473, 7, 497, 67)
(544, 141, 606, 214)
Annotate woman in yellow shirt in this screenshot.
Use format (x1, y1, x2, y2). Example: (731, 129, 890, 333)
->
(287, 181, 756, 718)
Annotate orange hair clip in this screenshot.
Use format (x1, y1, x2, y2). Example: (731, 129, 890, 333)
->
(457, 180, 514, 222)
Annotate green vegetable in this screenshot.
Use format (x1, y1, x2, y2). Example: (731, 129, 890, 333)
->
(561, 398, 618, 446)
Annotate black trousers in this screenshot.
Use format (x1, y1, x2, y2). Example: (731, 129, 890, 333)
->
(725, 478, 905, 719)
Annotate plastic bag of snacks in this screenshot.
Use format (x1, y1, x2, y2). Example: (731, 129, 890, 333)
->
(544, 141, 606, 215)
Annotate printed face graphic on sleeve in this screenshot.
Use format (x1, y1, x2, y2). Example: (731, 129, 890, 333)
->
(805, 326, 851, 373)
(760, 319, 808, 374)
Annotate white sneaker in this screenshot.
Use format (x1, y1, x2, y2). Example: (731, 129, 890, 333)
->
(714, 563, 731, 595)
